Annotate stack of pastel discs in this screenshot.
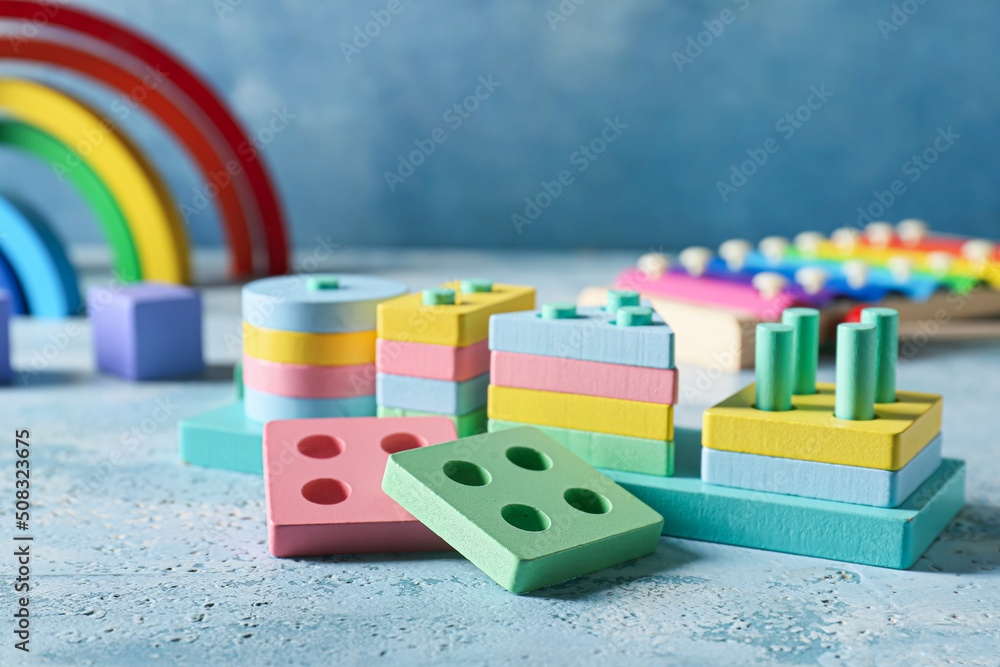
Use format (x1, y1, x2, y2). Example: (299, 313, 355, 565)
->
(242, 274, 407, 423)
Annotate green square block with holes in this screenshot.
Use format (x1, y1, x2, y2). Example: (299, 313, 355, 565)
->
(382, 426, 664, 594)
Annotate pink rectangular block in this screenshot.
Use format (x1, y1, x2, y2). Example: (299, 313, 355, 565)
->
(263, 416, 457, 557)
(243, 354, 375, 399)
(615, 267, 797, 319)
(490, 351, 679, 405)
(375, 338, 489, 382)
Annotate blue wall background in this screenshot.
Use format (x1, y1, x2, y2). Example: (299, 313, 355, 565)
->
(1, 0, 998, 251)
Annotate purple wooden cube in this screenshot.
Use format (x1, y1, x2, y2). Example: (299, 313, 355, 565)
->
(88, 283, 204, 381)
(0, 290, 10, 384)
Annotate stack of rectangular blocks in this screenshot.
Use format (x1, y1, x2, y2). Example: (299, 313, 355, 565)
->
(375, 280, 535, 437)
(487, 293, 678, 476)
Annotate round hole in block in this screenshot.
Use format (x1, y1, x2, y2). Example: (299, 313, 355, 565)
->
(505, 446, 553, 471)
(501, 504, 551, 532)
(564, 488, 612, 514)
(301, 478, 351, 505)
(442, 460, 491, 486)
(297, 435, 345, 459)
(381, 432, 427, 454)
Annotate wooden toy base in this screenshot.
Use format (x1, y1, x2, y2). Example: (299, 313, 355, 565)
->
(178, 401, 263, 475)
(604, 429, 965, 569)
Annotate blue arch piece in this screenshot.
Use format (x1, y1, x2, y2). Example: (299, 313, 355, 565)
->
(0, 193, 81, 317)
(0, 247, 27, 314)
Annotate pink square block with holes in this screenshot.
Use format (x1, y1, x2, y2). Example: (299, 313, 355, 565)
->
(263, 416, 457, 557)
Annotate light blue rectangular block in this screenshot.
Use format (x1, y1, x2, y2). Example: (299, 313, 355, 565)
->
(376, 371, 489, 414)
(244, 387, 376, 422)
(489, 307, 674, 369)
(702, 434, 943, 508)
(602, 428, 965, 569)
(178, 401, 263, 475)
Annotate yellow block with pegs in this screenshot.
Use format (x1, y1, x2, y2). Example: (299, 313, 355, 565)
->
(242, 322, 376, 366)
(488, 385, 673, 441)
(377, 281, 535, 347)
(702, 383, 941, 470)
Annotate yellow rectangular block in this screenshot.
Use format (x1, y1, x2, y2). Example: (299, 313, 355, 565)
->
(377, 283, 535, 347)
(488, 385, 673, 441)
(703, 383, 941, 470)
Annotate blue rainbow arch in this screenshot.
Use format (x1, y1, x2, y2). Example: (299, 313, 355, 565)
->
(0, 193, 81, 318)
(0, 249, 26, 315)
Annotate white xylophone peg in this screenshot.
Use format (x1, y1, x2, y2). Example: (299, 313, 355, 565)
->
(926, 251, 953, 275)
(896, 219, 929, 246)
(751, 271, 788, 300)
(637, 252, 670, 278)
(831, 227, 861, 252)
(865, 221, 894, 248)
(793, 231, 825, 258)
(961, 239, 995, 266)
(887, 255, 913, 284)
(678, 246, 713, 277)
(841, 259, 869, 290)
(718, 239, 753, 272)
(758, 236, 789, 264)
(794, 266, 828, 295)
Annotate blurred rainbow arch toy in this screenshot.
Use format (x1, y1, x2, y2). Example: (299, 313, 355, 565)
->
(0, 1, 291, 316)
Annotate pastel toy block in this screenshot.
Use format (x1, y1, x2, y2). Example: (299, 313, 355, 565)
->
(376, 338, 489, 382)
(606, 428, 965, 569)
(488, 385, 673, 441)
(489, 351, 678, 405)
(377, 281, 535, 347)
(489, 306, 675, 369)
(702, 434, 943, 508)
(178, 401, 263, 474)
(264, 416, 457, 557)
(242, 274, 407, 333)
(88, 282, 204, 381)
(382, 426, 664, 593)
(376, 372, 489, 415)
(703, 383, 941, 470)
(242, 322, 376, 366)
(234, 360, 243, 399)
(242, 354, 375, 399)
(377, 406, 488, 437)
(0, 290, 9, 383)
(244, 387, 376, 423)
(488, 419, 673, 476)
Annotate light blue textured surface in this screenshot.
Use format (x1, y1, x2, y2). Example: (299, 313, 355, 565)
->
(241, 274, 407, 333)
(178, 400, 263, 475)
(376, 371, 489, 414)
(0, 249, 996, 665)
(489, 306, 675, 369)
(702, 433, 943, 508)
(243, 386, 376, 422)
(607, 430, 965, 569)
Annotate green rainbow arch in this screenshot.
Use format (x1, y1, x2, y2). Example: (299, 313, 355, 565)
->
(0, 120, 141, 283)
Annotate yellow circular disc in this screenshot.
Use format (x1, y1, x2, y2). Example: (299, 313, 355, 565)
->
(242, 322, 377, 366)
(0, 79, 190, 283)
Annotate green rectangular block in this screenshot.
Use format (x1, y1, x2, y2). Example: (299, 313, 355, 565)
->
(382, 426, 664, 594)
(604, 428, 965, 569)
(488, 418, 673, 476)
(377, 405, 487, 437)
(178, 401, 263, 475)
